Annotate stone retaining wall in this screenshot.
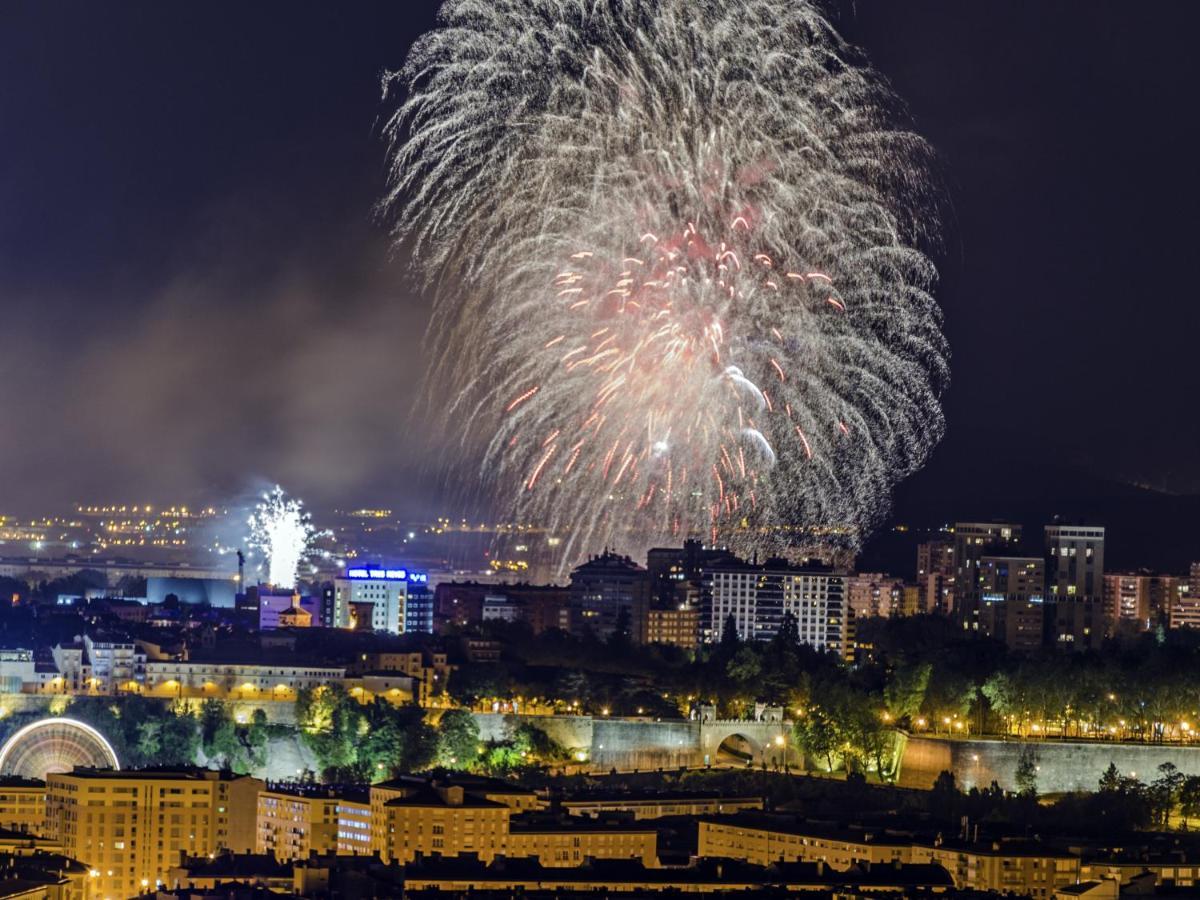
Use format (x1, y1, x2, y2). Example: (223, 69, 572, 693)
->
(900, 734, 1200, 793)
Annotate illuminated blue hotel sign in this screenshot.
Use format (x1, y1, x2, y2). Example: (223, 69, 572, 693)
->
(345, 567, 428, 584)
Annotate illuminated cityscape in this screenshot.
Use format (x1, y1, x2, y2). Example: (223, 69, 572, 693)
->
(2, 1, 1200, 899)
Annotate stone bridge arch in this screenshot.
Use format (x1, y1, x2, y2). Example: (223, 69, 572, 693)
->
(697, 705, 794, 768)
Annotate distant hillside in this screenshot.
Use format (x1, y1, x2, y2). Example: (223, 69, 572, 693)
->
(860, 432, 1200, 576)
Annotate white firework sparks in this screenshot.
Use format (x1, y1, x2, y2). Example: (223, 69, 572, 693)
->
(247, 485, 322, 590)
(384, 0, 948, 562)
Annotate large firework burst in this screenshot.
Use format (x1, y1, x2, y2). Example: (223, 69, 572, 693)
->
(384, 0, 948, 562)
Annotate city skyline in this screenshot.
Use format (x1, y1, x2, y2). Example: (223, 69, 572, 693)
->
(5, 5, 1200, 898)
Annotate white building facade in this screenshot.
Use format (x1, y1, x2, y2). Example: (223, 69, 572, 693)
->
(702, 561, 847, 655)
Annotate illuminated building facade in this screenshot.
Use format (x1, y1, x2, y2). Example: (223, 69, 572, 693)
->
(0, 778, 46, 834)
(45, 768, 261, 900)
(142, 659, 345, 701)
(256, 785, 370, 861)
(845, 573, 903, 619)
(369, 782, 510, 865)
(1044, 523, 1105, 603)
(953, 522, 1021, 629)
(977, 556, 1045, 651)
(1172, 570, 1200, 630)
(701, 559, 847, 655)
(504, 821, 658, 867)
(698, 816, 1079, 898)
(568, 552, 649, 643)
(645, 605, 700, 651)
(1103, 573, 1152, 631)
(333, 566, 428, 634)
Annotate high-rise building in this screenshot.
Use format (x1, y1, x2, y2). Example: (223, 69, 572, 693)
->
(897, 583, 925, 617)
(916, 539, 956, 615)
(977, 556, 1045, 651)
(644, 540, 738, 650)
(1050, 598, 1105, 651)
(917, 540, 955, 579)
(645, 540, 738, 605)
(953, 523, 1021, 629)
(405, 583, 435, 634)
(1102, 573, 1152, 631)
(568, 552, 649, 643)
(1152, 576, 1187, 628)
(1044, 523, 1105, 603)
(1101, 571, 1181, 633)
(1045, 524, 1106, 652)
(701, 558, 847, 656)
(45, 768, 261, 900)
(1172, 570, 1200, 630)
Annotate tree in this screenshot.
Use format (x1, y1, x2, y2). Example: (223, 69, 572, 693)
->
(794, 705, 840, 773)
(1099, 762, 1122, 793)
(770, 613, 799, 652)
(847, 694, 900, 783)
(933, 769, 958, 794)
(1151, 761, 1185, 826)
(884, 662, 932, 724)
(718, 614, 740, 653)
(357, 711, 408, 781)
(1015, 745, 1040, 797)
(134, 703, 199, 767)
(929, 770, 960, 819)
(726, 646, 762, 686)
(1179, 776, 1200, 827)
(296, 685, 362, 775)
(608, 606, 633, 650)
(437, 709, 481, 769)
(199, 699, 226, 754)
(448, 664, 508, 706)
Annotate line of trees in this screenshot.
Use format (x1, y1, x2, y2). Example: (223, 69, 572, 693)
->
(294, 687, 568, 780)
(36, 695, 279, 773)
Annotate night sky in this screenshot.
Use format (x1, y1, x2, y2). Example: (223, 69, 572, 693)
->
(3, 3, 1198, 560)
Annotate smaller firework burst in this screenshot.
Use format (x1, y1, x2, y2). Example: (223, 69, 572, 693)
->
(247, 485, 324, 589)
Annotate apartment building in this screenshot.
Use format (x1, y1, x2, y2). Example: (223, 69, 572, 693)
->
(701, 559, 847, 655)
(256, 785, 370, 861)
(505, 819, 658, 867)
(44, 768, 261, 900)
(369, 782, 510, 865)
(699, 816, 1079, 899)
(0, 778, 46, 834)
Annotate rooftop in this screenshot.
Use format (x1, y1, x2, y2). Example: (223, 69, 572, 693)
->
(174, 852, 292, 880)
(261, 782, 370, 805)
(380, 784, 508, 811)
(53, 766, 255, 782)
(402, 854, 954, 889)
(564, 791, 761, 805)
(509, 815, 657, 835)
